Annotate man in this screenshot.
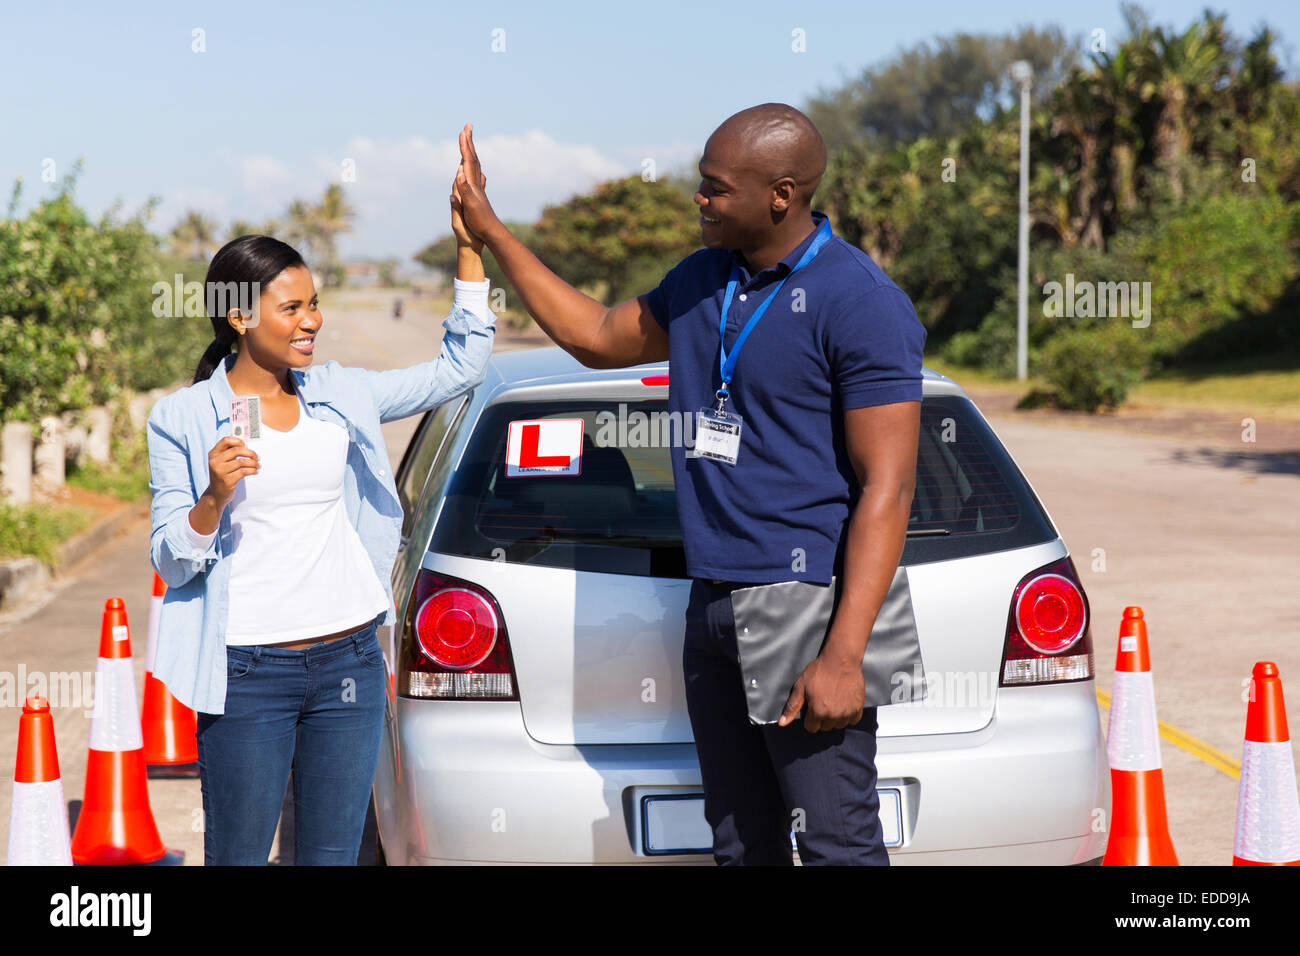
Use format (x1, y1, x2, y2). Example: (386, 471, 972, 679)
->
(452, 104, 925, 865)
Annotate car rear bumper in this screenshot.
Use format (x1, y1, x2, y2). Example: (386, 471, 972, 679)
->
(373, 680, 1109, 865)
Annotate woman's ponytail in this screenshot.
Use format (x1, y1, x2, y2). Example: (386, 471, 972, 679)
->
(193, 335, 236, 385)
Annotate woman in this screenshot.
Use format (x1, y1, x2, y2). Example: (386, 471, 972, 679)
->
(146, 176, 494, 865)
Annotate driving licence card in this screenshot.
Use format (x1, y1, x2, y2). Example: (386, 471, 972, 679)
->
(231, 396, 261, 440)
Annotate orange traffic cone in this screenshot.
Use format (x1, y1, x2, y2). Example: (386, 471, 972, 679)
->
(1103, 606, 1179, 865)
(69, 597, 182, 865)
(7, 696, 73, 865)
(141, 572, 198, 777)
(1232, 662, 1300, 865)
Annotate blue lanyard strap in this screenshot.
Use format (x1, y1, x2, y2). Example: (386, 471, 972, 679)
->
(717, 218, 833, 399)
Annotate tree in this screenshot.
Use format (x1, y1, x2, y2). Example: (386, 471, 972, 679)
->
(414, 221, 537, 295)
(532, 176, 700, 305)
(312, 184, 356, 286)
(226, 219, 257, 241)
(168, 210, 220, 261)
(1143, 12, 1232, 199)
(1, 169, 209, 422)
(282, 199, 319, 261)
(806, 26, 1080, 150)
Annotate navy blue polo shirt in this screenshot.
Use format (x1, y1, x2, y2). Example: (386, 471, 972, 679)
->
(643, 209, 926, 584)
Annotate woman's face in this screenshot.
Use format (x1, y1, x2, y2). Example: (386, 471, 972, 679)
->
(230, 264, 321, 366)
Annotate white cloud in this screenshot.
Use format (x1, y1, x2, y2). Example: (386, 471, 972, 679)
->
(171, 130, 635, 260)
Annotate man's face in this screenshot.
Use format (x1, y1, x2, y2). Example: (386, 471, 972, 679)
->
(230, 264, 321, 366)
(694, 133, 774, 251)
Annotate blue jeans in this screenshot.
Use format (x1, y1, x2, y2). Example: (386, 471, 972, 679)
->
(683, 579, 890, 866)
(195, 613, 387, 865)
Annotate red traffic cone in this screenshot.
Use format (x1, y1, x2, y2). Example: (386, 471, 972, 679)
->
(141, 572, 198, 777)
(1103, 607, 1179, 865)
(7, 696, 73, 865)
(1233, 662, 1300, 865)
(69, 598, 182, 865)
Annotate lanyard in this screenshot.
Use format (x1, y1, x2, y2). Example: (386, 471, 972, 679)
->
(715, 218, 833, 408)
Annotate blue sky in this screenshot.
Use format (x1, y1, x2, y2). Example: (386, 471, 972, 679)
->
(2, 0, 1295, 262)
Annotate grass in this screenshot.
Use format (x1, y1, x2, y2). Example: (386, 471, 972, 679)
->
(65, 457, 152, 501)
(925, 353, 1300, 418)
(1128, 357, 1300, 420)
(0, 432, 149, 563)
(0, 501, 93, 564)
(923, 356, 1043, 392)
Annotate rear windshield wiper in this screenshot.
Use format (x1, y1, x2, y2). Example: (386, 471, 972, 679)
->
(906, 528, 951, 537)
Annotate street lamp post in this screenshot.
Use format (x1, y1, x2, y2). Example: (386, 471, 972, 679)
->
(1011, 59, 1033, 382)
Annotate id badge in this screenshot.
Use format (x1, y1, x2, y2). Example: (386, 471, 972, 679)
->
(695, 406, 743, 465)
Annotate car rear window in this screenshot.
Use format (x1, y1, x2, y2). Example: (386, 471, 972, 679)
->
(426, 395, 1055, 576)
(902, 395, 1056, 563)
(430, 400, 687, 576)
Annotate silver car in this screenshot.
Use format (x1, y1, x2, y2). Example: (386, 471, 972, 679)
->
(371, 346, 1109, 864)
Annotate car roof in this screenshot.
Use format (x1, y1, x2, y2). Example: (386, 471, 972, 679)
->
(484, 346, 967, 398)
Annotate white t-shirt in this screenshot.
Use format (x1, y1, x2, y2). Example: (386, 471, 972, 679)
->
(186, 387, 389, 645)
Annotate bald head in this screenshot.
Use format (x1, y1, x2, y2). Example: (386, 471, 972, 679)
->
(710, 103, 827, 207)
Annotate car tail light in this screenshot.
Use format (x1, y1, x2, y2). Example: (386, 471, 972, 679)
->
(398, 569, 518, 700)
(999, 556, 1094, 686)
(640, 374, 669, 386)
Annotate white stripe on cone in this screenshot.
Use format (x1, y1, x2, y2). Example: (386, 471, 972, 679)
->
(6, 779, 73, 865)
(1107, 670, 1163, 771)
(145, 593, 163, 673)
(1235, 739, 1300, 863)
(88, 657, 144, 752)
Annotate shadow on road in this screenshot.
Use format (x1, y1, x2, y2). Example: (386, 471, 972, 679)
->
(1165, 447, 1300, 476)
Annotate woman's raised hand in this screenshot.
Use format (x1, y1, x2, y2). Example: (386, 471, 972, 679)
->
(450, 174, 482, 254)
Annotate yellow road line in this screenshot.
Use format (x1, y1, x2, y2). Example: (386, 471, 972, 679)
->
(1096, 687, 1243, 778)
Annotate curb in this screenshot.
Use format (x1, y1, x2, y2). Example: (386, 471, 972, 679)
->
(0, 498, 147, 612)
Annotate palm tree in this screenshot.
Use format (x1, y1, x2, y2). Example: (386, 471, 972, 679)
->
(282, 200, 320, 260)
(227, 219, 257, 241)
(168, 210, 220, 260)
(311, 184, 356, 287)
(1141, 15, 1230, 200)
(1092, 45, 1145, 224)
(1048, 70, 1106, 248)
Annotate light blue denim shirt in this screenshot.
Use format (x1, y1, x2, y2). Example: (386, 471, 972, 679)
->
(147, 297, 495, 715)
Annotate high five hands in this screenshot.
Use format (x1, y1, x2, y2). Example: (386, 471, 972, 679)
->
(449, 134, 481, 254)
(450, 124, 503, 250)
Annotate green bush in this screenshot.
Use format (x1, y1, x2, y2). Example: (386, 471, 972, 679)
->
(1038, 325, 1148, 410)
(0, 501, 93, 564)
(0, 168, 206, 426)
(939, 311, 1022, 377)
(1118, 188, 1297, 366)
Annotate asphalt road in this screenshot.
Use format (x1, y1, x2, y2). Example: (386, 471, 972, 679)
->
(1, 288, 1295, 866)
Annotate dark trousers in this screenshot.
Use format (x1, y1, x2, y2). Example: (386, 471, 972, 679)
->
(195, 614, 387, 865)
(682, 579, 890, 866)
